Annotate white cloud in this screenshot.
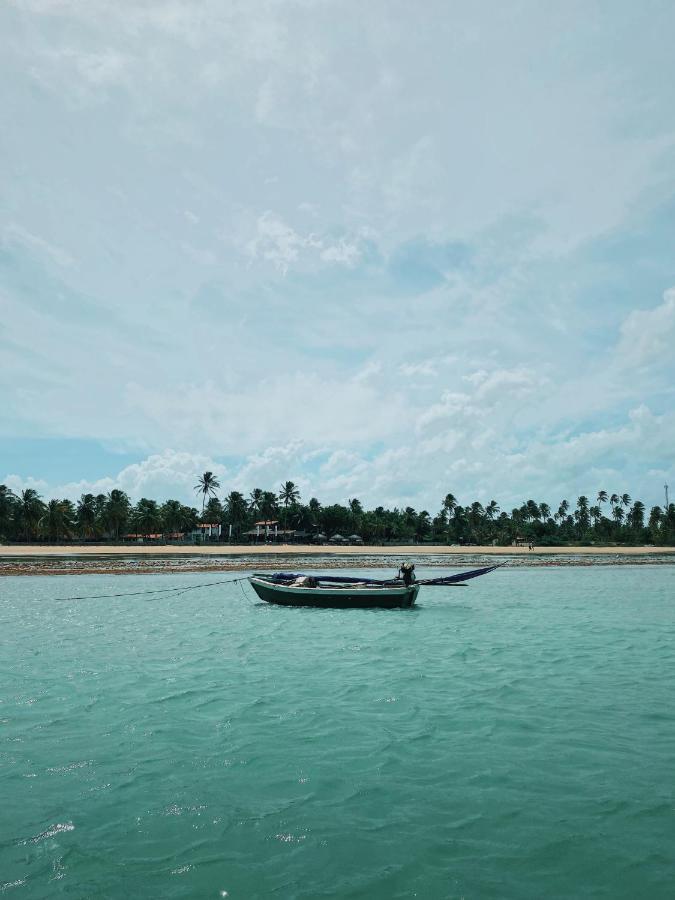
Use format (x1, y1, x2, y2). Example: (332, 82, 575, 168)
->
(616, 288, 675, 369)
(4, 450, 227, 505)
(245, 211, 360, 273)
(2, 1, 675, 512)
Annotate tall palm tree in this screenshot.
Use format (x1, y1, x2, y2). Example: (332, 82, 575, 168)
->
(195, 471, 221, 513)
(526, 500, 541, 522)
(629, 500, 645, 530)
(279, 481, 300, 507)
(18, 489, 45, 541)
(348, 498, 363, 532)
(77, 493, 98, 540)
(609, 494, 619, 514)
(279, 481, 301, 533)
(597, 490, 608, 507)
(539, 503, 551, 521)
(621, 493, 631, 510)
(443, 493, 457, 515)
(575, 495, 590, 532)
(485, 500, 500, 520)
(248, 488, 263, 516)
(648, 506, 663, 531)
(105, 489, 131, 540)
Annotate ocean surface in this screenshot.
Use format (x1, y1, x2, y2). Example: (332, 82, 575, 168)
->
(1, 565, 674, 899)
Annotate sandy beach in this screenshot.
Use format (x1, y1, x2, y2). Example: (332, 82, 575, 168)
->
(1, 543, 673, 576)
(1, 543, 674, 557)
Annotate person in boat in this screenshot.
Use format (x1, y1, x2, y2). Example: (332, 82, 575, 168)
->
(291, 575, 318, 588)
(398, 562, 416, 586)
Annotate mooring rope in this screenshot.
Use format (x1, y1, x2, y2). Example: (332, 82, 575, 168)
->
(53, 575, 251, 602)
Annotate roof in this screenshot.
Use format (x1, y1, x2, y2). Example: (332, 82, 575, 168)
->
(254, 519, 279, 526)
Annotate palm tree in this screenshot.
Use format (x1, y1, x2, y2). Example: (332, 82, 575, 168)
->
(648, 506, 663, 530)
(18, 489, 45, 541)
(558, 499, 570, 521)
(590, 505, 601, 528)
(526, 500, 541, 522)
(40, 499, 75, 542)
(0, 485, 17, 539)
(194, 471, 221, 513)
(609, 494, 619, 514)
(132, 499, 161, 538)
(224, 491, 248, 539)
(248, 488, 263, 515)
(612, 505, 624, 526)
(629, 501, 645, 531)
(485, 500, 500, 520)
(539, 503, 551, 521)
(348, 498, 363, 532)
(416, 510, 431, 541)
(575, 495, 590, 533)
(260, 491, 279, 520)
(597, 490, 608, 507)
(105, 489, 131, 540)
(443, 493, 457, 516)
(203, 496, 223, 524)
(279, 481, 300, 533)
(161, 499, 189, 535)
(279, 481, 300, 507)
(77, 493, 98, 540)
(621, 493, 631, 510)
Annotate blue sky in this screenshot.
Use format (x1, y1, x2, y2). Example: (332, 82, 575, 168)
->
(1, 0, 674, 512)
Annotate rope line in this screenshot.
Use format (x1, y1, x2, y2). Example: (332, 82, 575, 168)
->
(53, 575, 250, 602)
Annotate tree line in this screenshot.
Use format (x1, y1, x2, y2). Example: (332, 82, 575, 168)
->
(0, 475, 673, 546)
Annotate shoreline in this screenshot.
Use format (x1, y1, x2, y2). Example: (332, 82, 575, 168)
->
(2, 543, 674, 557)
(1, 543, 674, 577)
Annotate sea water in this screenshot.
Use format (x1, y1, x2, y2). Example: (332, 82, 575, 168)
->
(1, 565, 674, 898)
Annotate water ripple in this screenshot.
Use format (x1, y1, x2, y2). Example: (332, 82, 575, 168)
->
(1, 565, 674, 898)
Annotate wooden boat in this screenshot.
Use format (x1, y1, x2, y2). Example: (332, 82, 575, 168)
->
(248, 565, 499, 609)
(250, 575, 419, 608)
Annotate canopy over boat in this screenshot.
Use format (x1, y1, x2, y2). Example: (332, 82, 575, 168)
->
(248, 564, 500, 608)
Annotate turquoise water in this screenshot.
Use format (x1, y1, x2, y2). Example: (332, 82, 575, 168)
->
(1, 566, 674, 898)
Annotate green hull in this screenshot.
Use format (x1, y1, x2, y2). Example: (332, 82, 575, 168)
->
(249, 577, 420, 609)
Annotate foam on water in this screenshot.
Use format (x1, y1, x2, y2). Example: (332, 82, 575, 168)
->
(1, 566, 674, 898)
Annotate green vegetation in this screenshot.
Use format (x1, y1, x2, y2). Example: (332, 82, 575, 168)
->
(0, 478, 673, 545)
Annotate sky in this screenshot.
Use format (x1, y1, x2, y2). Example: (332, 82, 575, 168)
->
(1, 0, 675, 513)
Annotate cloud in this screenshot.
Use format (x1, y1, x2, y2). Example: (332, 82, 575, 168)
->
(616, 288, 675, 369)
(245, 212, 361, 273)
(3, 1, 675, 512)
(4, 450, 228, 504)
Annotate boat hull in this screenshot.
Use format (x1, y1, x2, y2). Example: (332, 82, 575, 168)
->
(249, 577, 420, 609)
